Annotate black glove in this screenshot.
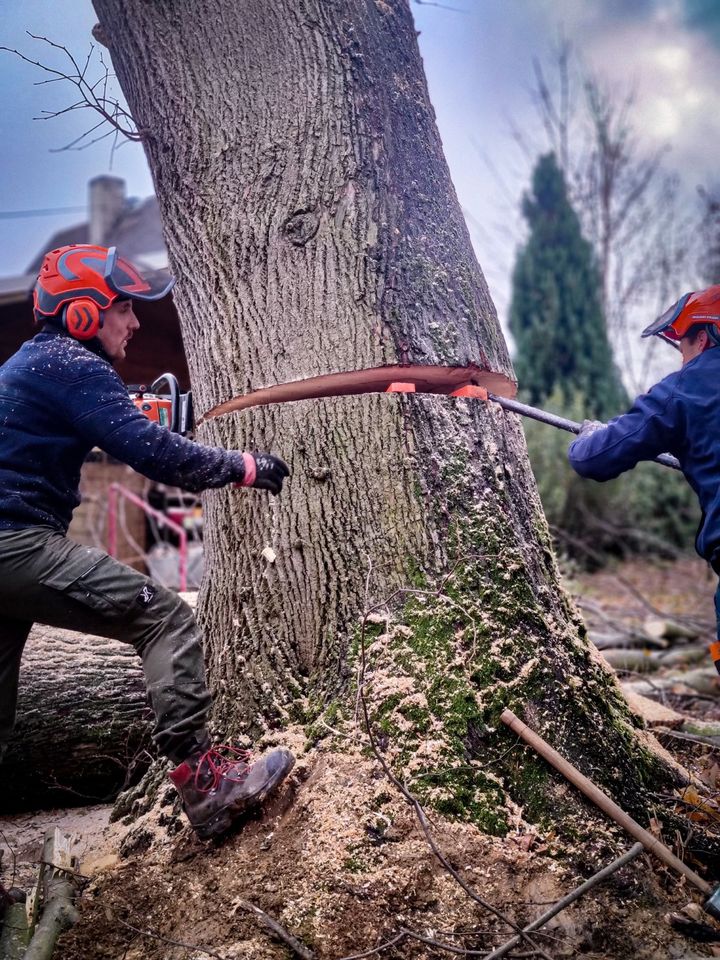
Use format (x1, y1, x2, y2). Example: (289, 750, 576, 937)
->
(238, 452, 290, 495)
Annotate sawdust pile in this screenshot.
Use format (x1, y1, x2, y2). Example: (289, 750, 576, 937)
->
(43, 733, 710, 960)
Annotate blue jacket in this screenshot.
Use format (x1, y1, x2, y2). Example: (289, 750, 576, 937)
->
(0, 330, 248, 533)
(568, 347, 720, 562)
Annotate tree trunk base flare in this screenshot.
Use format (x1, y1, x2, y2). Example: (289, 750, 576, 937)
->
(2, 624, 152, 814)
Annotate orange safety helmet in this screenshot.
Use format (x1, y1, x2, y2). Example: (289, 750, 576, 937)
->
(642, 285, 720, 344)
(33, 244, 174, 340)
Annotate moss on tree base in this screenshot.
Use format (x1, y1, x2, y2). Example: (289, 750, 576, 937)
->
(343, 515, 690, 845)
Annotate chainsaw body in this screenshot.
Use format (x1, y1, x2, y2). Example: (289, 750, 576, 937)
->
(130, 373, 193, 435)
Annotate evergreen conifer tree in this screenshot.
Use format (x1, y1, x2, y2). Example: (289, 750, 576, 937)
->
(509, 153, 627, 418)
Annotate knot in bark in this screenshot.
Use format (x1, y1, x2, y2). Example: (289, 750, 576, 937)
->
(92, 22, 110, 47)
(283, 208, 320, 247)
(308, 466, 332, 482)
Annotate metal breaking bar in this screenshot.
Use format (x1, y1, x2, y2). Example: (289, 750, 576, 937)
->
(488, 393, 682, 472)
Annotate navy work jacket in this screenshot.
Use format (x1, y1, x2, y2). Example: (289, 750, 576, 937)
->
(0, 330, 247, 533)
(568, 347, 720, 562)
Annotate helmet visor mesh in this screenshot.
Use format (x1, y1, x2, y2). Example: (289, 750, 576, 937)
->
(104, 247, 175, 301)
(641, 293, 691, 339)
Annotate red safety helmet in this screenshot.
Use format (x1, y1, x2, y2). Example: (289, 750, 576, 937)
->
(33, 244, 174, 340)
(642, 285, 720, 344)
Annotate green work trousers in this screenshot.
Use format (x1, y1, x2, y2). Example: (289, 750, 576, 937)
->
(0, 525, 211, 763)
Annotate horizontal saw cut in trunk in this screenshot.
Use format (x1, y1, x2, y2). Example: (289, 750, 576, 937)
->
(198, 364, 516, 422)
(94, 0, 688, 832)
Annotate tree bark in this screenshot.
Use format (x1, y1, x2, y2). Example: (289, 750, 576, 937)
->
(92, 0, 684, 828)
(2, 625, 150, 813)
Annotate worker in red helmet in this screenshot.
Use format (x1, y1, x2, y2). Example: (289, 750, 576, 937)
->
(568, 284, 720, 673)
(0, 244, 294, 840)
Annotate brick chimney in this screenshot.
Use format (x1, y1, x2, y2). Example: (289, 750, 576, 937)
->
(88, 175, 125, 246)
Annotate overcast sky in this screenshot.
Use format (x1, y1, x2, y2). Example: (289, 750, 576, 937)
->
(1, 0, 719, 384)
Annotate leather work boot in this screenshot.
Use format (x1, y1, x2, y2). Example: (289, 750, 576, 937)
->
(169, 743, 295, 840)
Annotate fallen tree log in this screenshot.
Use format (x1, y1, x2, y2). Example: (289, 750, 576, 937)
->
(621, 667, 720, 699)
(601, 645, 708, 673)
(643, 616, 702, 643)
(1, 623, 151, 814)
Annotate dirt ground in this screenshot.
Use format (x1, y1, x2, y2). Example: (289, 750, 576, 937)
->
(4, 555, 720, 960)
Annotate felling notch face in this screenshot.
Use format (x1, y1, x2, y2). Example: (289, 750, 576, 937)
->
(198, 364, 517, 424)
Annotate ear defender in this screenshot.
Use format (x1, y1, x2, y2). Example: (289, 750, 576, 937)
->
(62, 299, 103, 340)
(708, 324, 720, 347)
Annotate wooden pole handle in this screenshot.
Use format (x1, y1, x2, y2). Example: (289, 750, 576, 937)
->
(501, 708, 712, 895)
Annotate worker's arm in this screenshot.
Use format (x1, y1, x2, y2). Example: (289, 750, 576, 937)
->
(61, 360, 286, 493)
(568, 375, 681, 481)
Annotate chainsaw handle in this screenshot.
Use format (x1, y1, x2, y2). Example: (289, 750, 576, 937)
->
(150, 372, 181, 433)
(487, 393, 682, 472)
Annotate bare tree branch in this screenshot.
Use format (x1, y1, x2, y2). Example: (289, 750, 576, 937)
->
(399, 927, 487, 954)
(509, 42, 697, 390)
(0, 33, 143, 153)
(413, 0, 467, 11)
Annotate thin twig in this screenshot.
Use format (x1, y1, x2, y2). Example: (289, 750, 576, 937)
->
(117, 918, 227, 959)
(235, 899, 314, 960)
(400, 927, 486, 954)
(317, 717, 360, 741)
(655, 729, 720, 749)
(406, 760, 506, 786)
(335, 932, 406, 959)
(413, 0, 467, 11)
(483, 843, 645, 959)
(0, 34, 142, 150)
(34, 859, 90, 882)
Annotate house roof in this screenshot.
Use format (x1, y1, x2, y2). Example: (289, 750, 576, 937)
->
(0, 176, 170, 314)
(25, 196, 167, 275)
(0, 273, 34, 307)
(25, 224, 90, 274)
(111, 197, 166, 266)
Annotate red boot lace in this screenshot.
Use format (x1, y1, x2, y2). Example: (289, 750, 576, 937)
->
(193, 745, 253, 793)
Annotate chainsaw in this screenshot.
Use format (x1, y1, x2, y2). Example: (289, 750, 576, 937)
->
(130, 372, 193, 435)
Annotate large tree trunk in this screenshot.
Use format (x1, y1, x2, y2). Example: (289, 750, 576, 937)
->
(2, 626, 150, 813)
(93, 0, 682, 827)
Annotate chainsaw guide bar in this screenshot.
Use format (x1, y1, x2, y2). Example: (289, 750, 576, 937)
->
(198, 364, 517, 425)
